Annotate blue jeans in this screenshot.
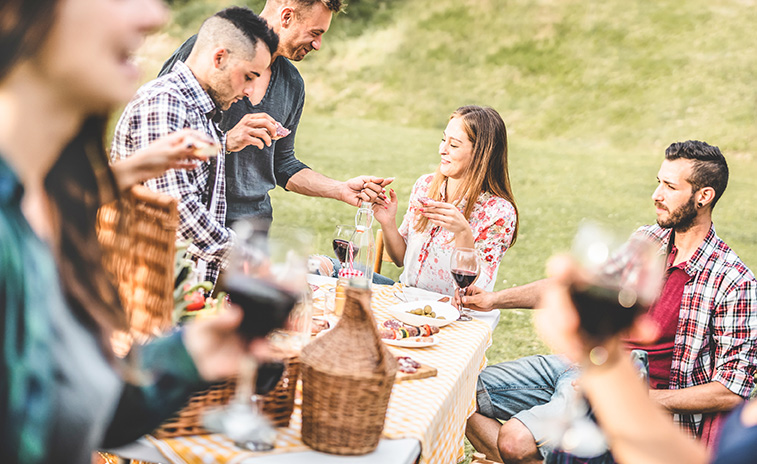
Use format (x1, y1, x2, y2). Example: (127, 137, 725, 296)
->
(476, 354, 581, 459)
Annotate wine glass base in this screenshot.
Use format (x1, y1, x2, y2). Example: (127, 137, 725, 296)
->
(457, 314, 473, 321)
(236, 440, 275, 452)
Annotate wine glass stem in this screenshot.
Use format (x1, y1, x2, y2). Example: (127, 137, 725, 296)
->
(234, 355, 258, 405)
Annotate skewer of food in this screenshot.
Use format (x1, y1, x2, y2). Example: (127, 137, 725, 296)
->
(379, 319, 440, 340)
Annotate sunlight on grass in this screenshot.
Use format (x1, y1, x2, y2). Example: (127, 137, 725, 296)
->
(143, 0, 757, 371)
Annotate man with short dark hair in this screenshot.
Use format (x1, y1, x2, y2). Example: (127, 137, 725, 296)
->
(111, 7, 278, 285)
(464, 140, 757, 463)
(160, 0, 391, 227)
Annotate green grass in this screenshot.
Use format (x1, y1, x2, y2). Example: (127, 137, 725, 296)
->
(138, 0, 757, 374)
(271, 116, 757, 365)
(138, 1, 757, 461)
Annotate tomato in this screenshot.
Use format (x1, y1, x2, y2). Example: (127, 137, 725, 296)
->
(185, 291, 206, 311)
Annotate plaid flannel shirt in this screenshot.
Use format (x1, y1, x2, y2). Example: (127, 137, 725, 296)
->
(111, 61, 232, 285)
(634, 224, 757, 436)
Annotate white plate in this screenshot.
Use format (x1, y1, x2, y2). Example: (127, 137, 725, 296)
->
(388, 300, 458, 328)
(400, 286, 448, 302)
(383, 335, 438, 348)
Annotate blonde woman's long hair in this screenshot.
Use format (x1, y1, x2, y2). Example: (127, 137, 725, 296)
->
(414, 105, 519, 245)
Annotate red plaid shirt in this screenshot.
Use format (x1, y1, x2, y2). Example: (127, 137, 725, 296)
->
(636, 224, 757, 436)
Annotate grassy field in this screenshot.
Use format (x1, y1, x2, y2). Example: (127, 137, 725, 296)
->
(138, 0, 757, 366)
(129, 0, 757, 460)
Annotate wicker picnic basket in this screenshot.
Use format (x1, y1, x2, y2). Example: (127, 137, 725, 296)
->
(97, 185, 179, 353)
(97, 185, 300, 437)
(152, 356, 301, 438)
(300, 285, 398, 455)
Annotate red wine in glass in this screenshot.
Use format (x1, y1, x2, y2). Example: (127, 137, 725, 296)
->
(570, 283, 649, 341)
(220, 274, 298, 340)
(451, 269, 478, 289)
(450, 247, 480, 322)
(332, 239, 359, 265)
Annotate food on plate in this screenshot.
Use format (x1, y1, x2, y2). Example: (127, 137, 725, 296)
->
(311, 318, 330, 336)
(415, 336, 434, 343)
(437, 296, 450, 303)
(379, 319, 439, 339)
(397, 356, 421, 374)
(271, 121, 291, 140)
(406, 304, 445, 320)
(383, 319, 403, 329)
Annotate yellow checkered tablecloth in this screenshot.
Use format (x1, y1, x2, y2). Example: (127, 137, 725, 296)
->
(148, 282, 492, 464)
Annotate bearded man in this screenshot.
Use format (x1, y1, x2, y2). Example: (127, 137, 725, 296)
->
(462, 140, 757, 463)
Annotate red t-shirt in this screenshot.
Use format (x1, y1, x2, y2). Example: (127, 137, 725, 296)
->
(625, 246, 692, 389)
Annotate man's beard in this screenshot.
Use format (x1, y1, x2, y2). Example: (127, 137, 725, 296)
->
(656, 194, 698, 232)
(206, 86, 231, 111)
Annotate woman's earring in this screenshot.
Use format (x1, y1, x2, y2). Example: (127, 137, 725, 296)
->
(697, 202, 703, 208)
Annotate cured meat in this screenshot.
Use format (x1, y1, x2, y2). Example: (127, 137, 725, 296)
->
(272, 121, 291, 140)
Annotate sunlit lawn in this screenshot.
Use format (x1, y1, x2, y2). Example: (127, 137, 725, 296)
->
(271, 115, 757, 365)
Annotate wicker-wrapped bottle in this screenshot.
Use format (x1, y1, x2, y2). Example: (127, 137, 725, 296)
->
(299, 283, 398, 454)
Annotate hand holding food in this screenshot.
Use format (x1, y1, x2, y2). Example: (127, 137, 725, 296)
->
(225, 112, 279, 151)
(111, 129, 214, 191)
(419, 199, 470, 235)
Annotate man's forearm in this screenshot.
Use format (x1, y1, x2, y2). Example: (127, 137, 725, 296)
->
(285, 168, 341, 199)
(493, 279, 549, 309)
(649, 381, 744, 414)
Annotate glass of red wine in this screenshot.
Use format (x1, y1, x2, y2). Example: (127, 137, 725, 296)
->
(550, 221, 663, 458)
(204, 219, 309, 451)
(332, 224, 357, 271)
(450, 247, 480, 322)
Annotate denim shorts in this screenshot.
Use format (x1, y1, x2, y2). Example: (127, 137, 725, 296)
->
(476, 354, 579, 458)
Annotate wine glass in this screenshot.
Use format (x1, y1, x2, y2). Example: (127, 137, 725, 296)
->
(450, 247, 480, 322)
(204, 219, 308, 451)
(552, 221, 663, 458)
(332, 224, 357, 270)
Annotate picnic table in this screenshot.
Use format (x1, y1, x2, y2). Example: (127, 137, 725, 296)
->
(106, 276, 493, 464)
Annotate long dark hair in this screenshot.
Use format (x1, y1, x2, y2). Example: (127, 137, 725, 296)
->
(415, 105, 519, 245)
(1, 0, 127, 338)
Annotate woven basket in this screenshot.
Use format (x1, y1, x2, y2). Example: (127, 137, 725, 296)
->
(97, 185, 179, 353)
(300, 285, 398, 455)
(152, 356, 301, 438)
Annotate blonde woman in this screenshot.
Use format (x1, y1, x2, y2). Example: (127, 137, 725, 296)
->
(375, 105, 519, 296)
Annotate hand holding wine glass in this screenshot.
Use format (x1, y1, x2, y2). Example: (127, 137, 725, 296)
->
(534, 221, 664, 457)
(204, 219, 308, 451)
(450, 247, 480, 322)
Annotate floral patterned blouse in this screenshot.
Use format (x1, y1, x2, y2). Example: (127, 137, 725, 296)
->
(398, 174, 517, 295)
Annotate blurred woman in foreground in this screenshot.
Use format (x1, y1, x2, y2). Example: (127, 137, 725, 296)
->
(536, 256, 755, 464)
(0, 0, 259, 461)
(375, 105, 519, 296)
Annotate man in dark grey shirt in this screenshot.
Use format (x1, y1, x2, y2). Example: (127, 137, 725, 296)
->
(160, 0, 390, 225)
